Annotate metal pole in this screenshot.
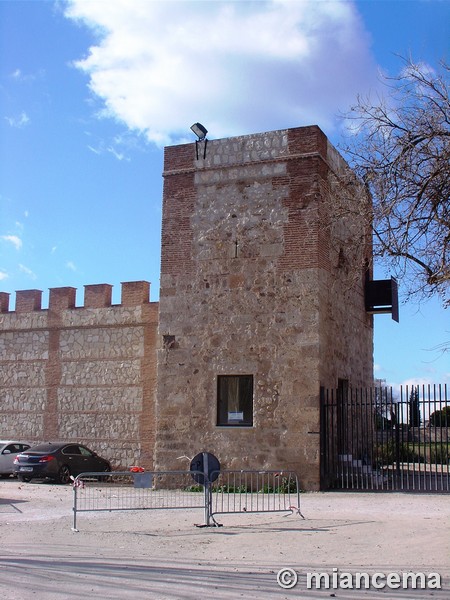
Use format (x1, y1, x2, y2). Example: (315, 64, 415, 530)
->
(202, 452, 210, 526)
(395, 402, 401, 489)
(204, 481, 212, 527)
(72, 482, 78, 532)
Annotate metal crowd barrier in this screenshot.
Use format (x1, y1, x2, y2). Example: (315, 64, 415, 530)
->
(72, 470, 207, 531)
(72, 469, 304, 530)
(209, 470, 304, 525)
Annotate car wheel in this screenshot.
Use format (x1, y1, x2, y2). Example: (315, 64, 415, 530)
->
(98, 464, 111, 482)
(57, 465, 71, 485)
(18, 475, 32, 483)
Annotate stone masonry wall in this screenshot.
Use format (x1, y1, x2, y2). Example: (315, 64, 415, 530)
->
(156, 126, 373, 490)
(0, 281, 157, 469)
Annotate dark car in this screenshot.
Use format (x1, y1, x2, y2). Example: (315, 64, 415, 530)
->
(14, 442, 111, 484)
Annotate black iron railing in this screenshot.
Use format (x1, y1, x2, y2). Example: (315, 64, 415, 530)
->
(320, 384, 449, 492)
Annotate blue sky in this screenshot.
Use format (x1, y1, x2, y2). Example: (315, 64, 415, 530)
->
(0, 0, 448, 389)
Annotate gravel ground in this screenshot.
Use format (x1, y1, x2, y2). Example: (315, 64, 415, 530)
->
(1, 479, 449, 599)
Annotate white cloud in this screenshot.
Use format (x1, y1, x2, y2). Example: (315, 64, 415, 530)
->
(66, 261, 77, 271)
(19, 264, 37, 280)
(0, 271, 8, 281)
(10, 68, 45, 83)
(1, 235, 22, 250)
(88, 145, 101, 155)
(4, 112, 30, 128)
(107, 146, 128, 161)
(87, 141, 129, 161)
(65, 0, 377, 145)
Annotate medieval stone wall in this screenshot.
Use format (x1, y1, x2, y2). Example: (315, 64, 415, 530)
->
(0, 281, 157, 469)
(156, 126, 373, 489)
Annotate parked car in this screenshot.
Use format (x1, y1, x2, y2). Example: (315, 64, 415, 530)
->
(0, 441, 32, 478)
(14, 442, 111, 484)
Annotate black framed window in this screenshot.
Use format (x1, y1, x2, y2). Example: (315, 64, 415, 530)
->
(217, 375, 253, 427)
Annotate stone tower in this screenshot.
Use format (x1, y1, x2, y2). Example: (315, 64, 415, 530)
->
(155, 125, 373, 489)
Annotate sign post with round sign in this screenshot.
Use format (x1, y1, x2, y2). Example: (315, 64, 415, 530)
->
(189, 452, 220, 526)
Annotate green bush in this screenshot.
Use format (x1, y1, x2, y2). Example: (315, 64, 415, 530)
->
(215, 484, 249, 493)
(259, 477, 298, 494)
(374, 440, 423, 466)
(185, 484, 203, 492)
(429, 444, 450, 465)
(429, 406, 450, 427)
(212, 477, 298, 494)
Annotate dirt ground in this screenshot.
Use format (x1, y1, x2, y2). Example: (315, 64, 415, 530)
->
(0, 479, 449, 600)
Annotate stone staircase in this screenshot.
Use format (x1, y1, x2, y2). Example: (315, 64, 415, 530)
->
(337, 453, 388, 488)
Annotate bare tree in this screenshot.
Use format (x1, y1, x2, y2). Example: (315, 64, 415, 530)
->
(340, 58, 450, 307)
(373, 378, 398, 430)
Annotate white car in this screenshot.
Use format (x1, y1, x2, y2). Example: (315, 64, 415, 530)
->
(0, 441, 32, 478)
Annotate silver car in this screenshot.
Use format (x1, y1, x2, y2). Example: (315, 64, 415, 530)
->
(0, 441, 31, 478)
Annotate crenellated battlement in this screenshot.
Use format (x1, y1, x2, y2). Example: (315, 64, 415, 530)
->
(0, 281, 151, 313)
(0, 278, 157, 470)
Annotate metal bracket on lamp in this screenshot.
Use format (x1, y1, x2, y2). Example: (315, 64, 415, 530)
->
(190, 122, 208, 159)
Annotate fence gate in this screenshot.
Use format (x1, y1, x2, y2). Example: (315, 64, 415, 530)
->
(320, 384, 449, 492)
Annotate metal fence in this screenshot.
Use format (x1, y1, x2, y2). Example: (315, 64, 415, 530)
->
(320, 384, 449, 492)
(72, 469, 304, 530)
(72, 470, 207, 530)
(209, 470, 303, 525)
